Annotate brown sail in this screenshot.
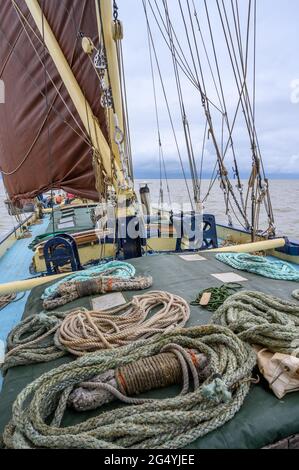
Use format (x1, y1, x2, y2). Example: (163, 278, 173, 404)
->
(0, 0, 108, 203)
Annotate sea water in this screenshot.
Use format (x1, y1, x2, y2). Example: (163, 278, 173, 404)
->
(0, 179, 298, 239)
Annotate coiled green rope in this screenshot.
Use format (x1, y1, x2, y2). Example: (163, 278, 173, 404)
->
(3, 325, 256, 449)
(215, 253, 299, 281)
(212, 290, 299, 355)
(191, 283, 243, 312)
(2, 312, 67, 373)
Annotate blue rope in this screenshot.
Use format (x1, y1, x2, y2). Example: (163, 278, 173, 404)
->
(215, 253, 299, 282)
(42, 261, 136, 300)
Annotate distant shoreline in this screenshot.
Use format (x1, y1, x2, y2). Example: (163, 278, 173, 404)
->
(134, 176, 299, 180)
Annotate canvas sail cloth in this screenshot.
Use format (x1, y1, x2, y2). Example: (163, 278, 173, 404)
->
(0, 0, 108, 204)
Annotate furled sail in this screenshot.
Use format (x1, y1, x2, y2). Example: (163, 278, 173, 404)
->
(0, 0, 109, 203)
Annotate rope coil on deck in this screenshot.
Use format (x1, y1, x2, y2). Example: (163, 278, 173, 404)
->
(292, 290, 299, 301)
(55, 291, 190, 356)
(2, 291, 190, 372)
(42, 261, 136, 302)
(2, 312, 67, 373)
(212, 290, 299, 355)
(43, 275, 153, 310)
(0, 294, 17, 311)
(69, 347, 210, 411)
(215, 253, 299, 281)
(2, 325, 256, 449)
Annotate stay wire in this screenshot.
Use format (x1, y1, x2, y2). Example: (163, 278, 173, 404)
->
(143, 0, 193, 207)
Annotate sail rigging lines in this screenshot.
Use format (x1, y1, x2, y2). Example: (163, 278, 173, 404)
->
(163, 0, 201, 207)
(145, 3, 171, 208)
(143, 0, 194, 208)
(143, 0, 275, 236)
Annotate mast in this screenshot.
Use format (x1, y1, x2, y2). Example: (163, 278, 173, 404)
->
(97, 0, 124, 163)
(24, 0, 130, 196)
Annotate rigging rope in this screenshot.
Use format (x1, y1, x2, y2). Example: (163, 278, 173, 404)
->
(145, 6, 171, 208)
(143, 0, 194, 208)
(169, 0, 202, 206)
(215, 253, 299, 282)
(212, 290, 299, 355)
(2, 325, 256, 449)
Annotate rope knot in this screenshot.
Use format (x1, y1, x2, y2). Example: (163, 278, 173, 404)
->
(202, 375, 232, 404)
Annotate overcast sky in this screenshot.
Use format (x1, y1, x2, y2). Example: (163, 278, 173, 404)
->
(119, 0, 299, 179)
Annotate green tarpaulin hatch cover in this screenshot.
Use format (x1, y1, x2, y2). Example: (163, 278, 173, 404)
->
(1, 253, 298, 448)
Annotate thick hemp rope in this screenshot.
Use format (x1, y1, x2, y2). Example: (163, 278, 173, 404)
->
(0, 293, 16, 311)
(293, 290, 299, 301)
(191, 283, 243, 312)
(2, 312, 67, 373)
(216, 253, 299, 281)
(42, 261, 136, 302)
(55, 291, 190, 356)
(212, 290, 299, 356)
(2, 325, 256, 449)
(43, 275, 153, 310)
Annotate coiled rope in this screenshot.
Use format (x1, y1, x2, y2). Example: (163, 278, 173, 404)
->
(2, 312, 67, 373)
(55, 291, 190, 356)
(42, 261, 136, 301)
(293, 290, 299, 301)
(2, 290, 189, 372)
(69, 348, 210, 411)
(0, 294, 16, 311)
(212, 290, 299, 356)
(43, 275, 153, 310)
(0, 293, 26, 311)
(3, 325, 256, 449)
(216, 253, 299, 281)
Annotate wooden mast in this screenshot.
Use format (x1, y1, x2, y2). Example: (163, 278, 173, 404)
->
(96, 0, 124, 167)
(24, 0, 129, 194)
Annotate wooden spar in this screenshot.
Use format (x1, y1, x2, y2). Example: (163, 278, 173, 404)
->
(96, 0, 124, 169)
(0, 273, 73, 296)
(202, 238, 286, 253)
(24, 0, 126, 191)
(0, 238, 287, 296)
